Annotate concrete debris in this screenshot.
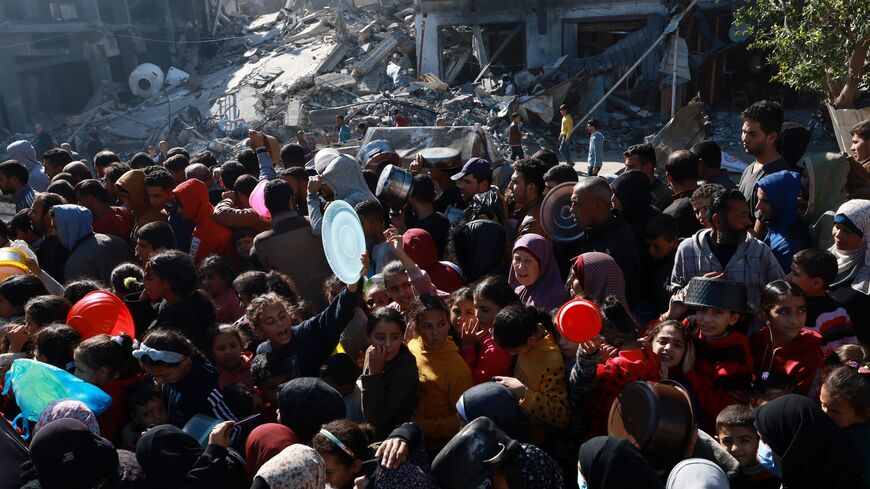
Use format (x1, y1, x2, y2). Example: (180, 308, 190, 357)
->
(353, 32, 405, 76)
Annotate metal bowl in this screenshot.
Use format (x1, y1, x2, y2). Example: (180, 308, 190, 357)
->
(419, 146, 462, 170)
(376, 164, 414, 207)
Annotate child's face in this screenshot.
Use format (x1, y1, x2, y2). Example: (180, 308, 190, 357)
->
(368, 320, 404, 363)
(646, 236, 678, 261)
(473, 296, 501, 329)
(556, 334, 579, 359)
(73, 354, 112, 386)
(256, 303, 293, 347)
(652, 325, 687, 370)
(450, 299, 476, 328)
(143, 359, 190, 384)
(359, 215, 384, 240)
(417, 309, 451, 351)
(366, 286, 390, 310)
(259, 374, 290, 407)
(696, 306, 740, 338)
(211, 333, 243, 371)
(785, 263, 821, 295)
(235, 236, 254, 259)
(820, 382, 868, 428)
(717, 425, 760, 468)
(692, 197, 712, 228)
(321, 452, 359, 489)
(131, 397, 167, 429)
(143, 265, 171, 301)
(200, 269, 228, 297)
(765, 295, 807, 341)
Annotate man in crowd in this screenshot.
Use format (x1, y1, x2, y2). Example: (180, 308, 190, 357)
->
(624, 142, 671, 210)
(508, 158, 547, 237)
(737, 100, 787, 214)
(851, 119, 870, 167)
(587, 119, 603, 176)
(693, 140, 735, 189)
(662, 150, 702, 238)
(0, 160, 36, 211)
(32, 123, 54, 158)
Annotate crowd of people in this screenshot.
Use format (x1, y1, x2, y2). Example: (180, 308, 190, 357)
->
(0, 99, 868, 488)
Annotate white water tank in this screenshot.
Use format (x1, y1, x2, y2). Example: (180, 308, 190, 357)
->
(128, 63, 165, 98)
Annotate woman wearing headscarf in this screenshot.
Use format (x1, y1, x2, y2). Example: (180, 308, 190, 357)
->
(253, 444, 326, 489)
(509, 233, 570, 311)
(611, 170, 661, 251)
(456, 382, 531, 442)
(432, 417, 562, 489)
(577, 436, 664, 489)
(245, 423, 300, 480)
(448, 190, 508, 283)
(24, 418, 119, 489)
(828, 199, 870, 343)
(403, 229, 462, 293)
(135, 424, 247, 489)
(34, 399, 100, 435)
(666, 458, 729, 489)
(569, 252, 628, 307)
(756, 394, 866, 489)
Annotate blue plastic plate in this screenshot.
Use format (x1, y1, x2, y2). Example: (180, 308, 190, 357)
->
(322, 200, 366, 284)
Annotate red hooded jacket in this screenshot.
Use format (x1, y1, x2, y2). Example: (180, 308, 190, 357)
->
(173, 179, 234, 265)
(402, 229, 461, 293)
(750, 327, 824, 397)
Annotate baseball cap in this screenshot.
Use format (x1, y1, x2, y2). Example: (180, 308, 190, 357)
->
(450, 157, 492, 182)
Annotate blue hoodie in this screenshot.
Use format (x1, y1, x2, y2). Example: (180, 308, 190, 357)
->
(758, 170, 805, 273)
(53, 204, 93, 250)
(6, 140, 49, 192)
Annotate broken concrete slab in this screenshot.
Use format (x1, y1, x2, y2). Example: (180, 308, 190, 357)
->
(286, 21, 328, 42)
(316, 41, 352, 75)
(353, 31, 405, 76)
(315, 72, 357, 90)
(358, 66, 385, 95)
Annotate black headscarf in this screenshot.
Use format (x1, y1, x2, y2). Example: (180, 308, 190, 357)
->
(135, 424, 203, 489)
(755, 394, 865, 489)
(776, 122, 810, 170)
(28, 418, 119, 489)
(449, 219, 506, 283)
(457, 382, 531, 442)
(578, 436, 664, 489)
(611, 170, 652, 222)
(276, 377, 346, 443)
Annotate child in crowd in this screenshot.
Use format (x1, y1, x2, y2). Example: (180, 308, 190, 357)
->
(492, 304, 569, 445)
(786, 248, 857, 356)
(750, 280, 824, 397)
(248, 269, 361, 378)
(355, 200, 396, 275)
(207, 324, 253, 389)
(461, 277, 518, 384)
(681, 277, 755, 422)
(360, 307, 419, 440)
(110, 262, 143, 298)
(365, 276, 390, 310)
(820, 361, 870, 483)
(119, 380, 167, 451)
(408, 294, 473, 450)
(715, 404, 781, 489)
(643, 214, 681, 319)
(200, 254, 244, 323)
(448, 286, 475, 344)
(1, 275, 49, 332)
(320, 353, 365, 423)
(572, 296, 660, 439)
(134, 328, 237, 426)
(23, 295, 71, 333)
(691, 183, 724, 229)
(250, 352, 292, 423)
(33, 323, 80, 371)
(73, 333, 142, 442)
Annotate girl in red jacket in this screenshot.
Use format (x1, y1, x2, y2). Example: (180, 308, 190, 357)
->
(750, 280, 824, 397)
(460, 277, 519, 384)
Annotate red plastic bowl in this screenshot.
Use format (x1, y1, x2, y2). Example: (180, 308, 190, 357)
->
(556, 299, 602, 343)
(67, 291, 136, 340)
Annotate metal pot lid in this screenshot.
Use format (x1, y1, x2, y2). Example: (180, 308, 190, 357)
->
(540, 182, 584, 243)
(419, 147, 462, 169)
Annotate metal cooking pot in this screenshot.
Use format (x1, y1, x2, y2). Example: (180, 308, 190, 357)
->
(376, 164, 414, 208)
(419, 146, 462, 170)
(607, 380, 695, 469)
(358, 139, 401, 171)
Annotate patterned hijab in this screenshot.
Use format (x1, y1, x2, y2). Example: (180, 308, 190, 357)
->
(571, 252, 628, 307)
(34, 399, 100, 435)
(245, 423, 300, 480)
(255, 444, 326, 489)
(830, 199, 870, 294)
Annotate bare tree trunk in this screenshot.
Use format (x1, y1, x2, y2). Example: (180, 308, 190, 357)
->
(834, 37, 870, 108)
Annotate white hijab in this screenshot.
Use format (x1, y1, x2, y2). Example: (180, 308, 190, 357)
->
(829, 199, 870, 294)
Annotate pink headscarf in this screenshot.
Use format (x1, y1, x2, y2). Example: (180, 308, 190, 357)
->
(572, 252, 628, 308)
(34, 399, 100, 435)
(509, 234, 569, 311)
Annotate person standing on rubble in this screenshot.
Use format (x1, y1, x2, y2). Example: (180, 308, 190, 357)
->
(586, 119, 603, 176)
(558, 104, 573, 166)
(32, 123, 54, 159)
(336, 115, 352, 144)
(508, 113, 525, 161)
(393, 109, 410, 127)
